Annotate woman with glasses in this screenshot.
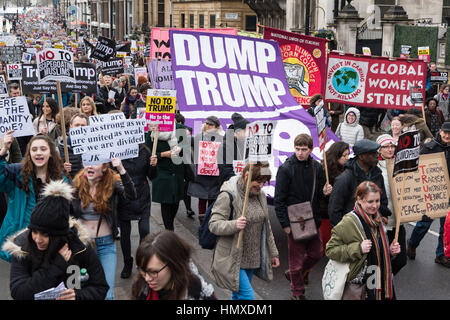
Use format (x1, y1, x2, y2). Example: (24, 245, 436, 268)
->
(131, 230, 216, 300)
(376, 134, 407, 275)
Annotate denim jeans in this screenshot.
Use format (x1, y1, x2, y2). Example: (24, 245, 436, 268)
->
(231, 269, 255, 300)
(96, 235, 117, 300)
(409, 217, 446, 258)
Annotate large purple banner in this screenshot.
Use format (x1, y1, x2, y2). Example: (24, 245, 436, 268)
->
(170, 30, 339, 197)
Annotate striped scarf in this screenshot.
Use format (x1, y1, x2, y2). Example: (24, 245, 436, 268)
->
(354, 203, 393, 300)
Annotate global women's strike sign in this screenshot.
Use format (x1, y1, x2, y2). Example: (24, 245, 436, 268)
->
(171, 31, 340, 197)
(325, 53, 427, 110)
(263, 26, 327, 107)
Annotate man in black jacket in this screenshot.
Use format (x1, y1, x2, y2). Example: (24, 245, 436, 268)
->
(274, 134, 332, 300)
(328, 139, 392, 227)
(407, 121, 450, 267)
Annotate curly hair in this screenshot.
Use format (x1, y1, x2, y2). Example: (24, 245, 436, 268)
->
(20, 135, 65, 197)
(73, 164, 121, 214)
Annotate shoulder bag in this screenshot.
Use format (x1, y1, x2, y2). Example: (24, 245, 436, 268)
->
(287, 162, 317, 241)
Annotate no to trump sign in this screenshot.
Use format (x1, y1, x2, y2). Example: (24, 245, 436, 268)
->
(145, 89, 176, 132)
(36, 48, 76, 83)
(325, 53, 426, 110)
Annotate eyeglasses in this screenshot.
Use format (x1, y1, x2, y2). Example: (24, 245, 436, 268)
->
(381, 145, 396, 149)
(139, 264, 168, 279)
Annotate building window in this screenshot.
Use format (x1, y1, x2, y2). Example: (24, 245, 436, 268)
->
(157, 0, 165, 27)
(144, 0, 149, 27)
(181, 13, 185, 28)
(190, 14, 194, 28)
(209, 14, 215, 28)
(199, 14, 204, 28)
(245, 15, 257, 31)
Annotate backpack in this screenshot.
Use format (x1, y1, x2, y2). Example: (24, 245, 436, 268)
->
(198, 191, 234, 250)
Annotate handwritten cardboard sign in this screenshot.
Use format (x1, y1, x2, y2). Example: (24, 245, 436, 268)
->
(197, 141, 221, 176)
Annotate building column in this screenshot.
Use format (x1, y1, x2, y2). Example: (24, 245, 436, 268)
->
(139, 0, 144, 31)
(335, 1, 362, 53)
(381, 5, 411, 57)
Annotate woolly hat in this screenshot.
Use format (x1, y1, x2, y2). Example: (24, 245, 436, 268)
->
(28, 180, 74, 236)
(376, 134, 394, 147)
(231, 112, 250, 130)
(353, 139, 380, 156)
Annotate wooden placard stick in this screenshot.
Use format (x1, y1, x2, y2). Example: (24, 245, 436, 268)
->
(236, 161, 254, 249)
(323, 149, 330, 186)
(74, 92, 78, 108)
(56, 81, 69, 163)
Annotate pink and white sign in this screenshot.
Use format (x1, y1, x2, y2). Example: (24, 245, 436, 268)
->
(197, 141, 221, 176)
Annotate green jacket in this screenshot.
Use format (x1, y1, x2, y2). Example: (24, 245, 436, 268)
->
(145, 124, 184, 204)
(209, 176, 279, 292)
(325, 212, 368, 282)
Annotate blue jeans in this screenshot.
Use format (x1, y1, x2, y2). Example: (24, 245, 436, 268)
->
(409, 217, 446, 258)
(96, 235, 117, 300)
(231, 269, 255, 300)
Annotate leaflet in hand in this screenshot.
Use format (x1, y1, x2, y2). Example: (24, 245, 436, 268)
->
(34, 282, 67, 300)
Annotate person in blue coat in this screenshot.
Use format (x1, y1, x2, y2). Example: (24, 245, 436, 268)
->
(0, 131, 68, 262)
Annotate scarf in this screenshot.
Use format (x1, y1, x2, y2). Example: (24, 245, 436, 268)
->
(354, 203, 393, 300)
(146, 287, 159, 300)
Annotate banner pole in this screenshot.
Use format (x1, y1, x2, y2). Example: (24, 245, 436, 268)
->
(237, 162, 253, 249)
(56, 81, 69, 163)
(421, 99, 426, 121)
(323, 149, 330, 186)
(75, 92, 78, 108)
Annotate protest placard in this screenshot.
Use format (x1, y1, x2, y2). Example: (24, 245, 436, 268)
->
(22, 52, 32, 63)
(410, 86, 424, 104)
(36, 48, 76, 84)
(387, 153, 449, 223)
(418, 46, 430, 62)
(314, 105, 328, 152)
(233, 160, 246, 176)
(69, 112, 146, 166)
(244, 120, 277, 162)
(430, 72, 448, 84)
(0, 46, 23, 63)
(0, 75, 7, 98)
(325, 53, 426, 110)
(135, 67, 148, 83)
(90, 36, 116, 62)
(147, 60, 174, 89)
(0, 96, 35, 138)
(197, 141, 221, 176)
(145, 89, 176, 132)
(393, 130, 421, 176)
(100, 58, 124, 76)
(7, 64, 22, 80)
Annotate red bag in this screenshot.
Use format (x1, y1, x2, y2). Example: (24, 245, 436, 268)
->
(444, 210, 450, 258)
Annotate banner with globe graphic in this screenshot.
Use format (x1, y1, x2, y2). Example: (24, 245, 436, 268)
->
(263, 26, 328, 108)
(325, 53, 427, 110)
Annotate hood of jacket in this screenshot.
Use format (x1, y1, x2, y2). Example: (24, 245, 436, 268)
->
(2, 218, 91, 260)
(344, 107, 360, 127)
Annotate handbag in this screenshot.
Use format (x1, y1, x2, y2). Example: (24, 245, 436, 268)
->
(287, 163, 317, 241)
(322, 214, 367, 300)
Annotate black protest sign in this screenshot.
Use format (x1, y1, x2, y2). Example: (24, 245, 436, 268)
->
(393, 130, 420, 177)
(22, 63, 97, 94)
(0, 46, 23, 63)
(409, 86, 424, 104)
(90, 36, 116, 62)
(100, 58, 124, 76)
(430, 72, 448, 84)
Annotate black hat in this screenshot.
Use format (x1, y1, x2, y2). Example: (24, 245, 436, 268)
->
(28, 180, 74, 236)
(353, 139, 380, 156)
(231, 112, 250, 130)
(441, 121, 450, 132)
(205, 116, 221, 127)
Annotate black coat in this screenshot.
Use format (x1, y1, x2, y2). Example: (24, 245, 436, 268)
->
(328, 157, 392, 226)
(71, 172, 137, 239)
(274, 154, 327, 229)
(217, 129, 246, 188)
(118, 145, 157, 220)
(98, 86, 120, 114)
(5, 219, 109, 300)
(57, 136, 83, 180)
(358, 107, 382, 127)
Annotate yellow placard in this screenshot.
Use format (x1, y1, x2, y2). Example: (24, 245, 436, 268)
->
(0, 42, 6, 47)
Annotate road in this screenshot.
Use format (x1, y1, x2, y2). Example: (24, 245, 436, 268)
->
(0, 198, 448, 300)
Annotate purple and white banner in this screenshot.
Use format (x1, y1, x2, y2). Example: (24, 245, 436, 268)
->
(170, 30, 339, 197)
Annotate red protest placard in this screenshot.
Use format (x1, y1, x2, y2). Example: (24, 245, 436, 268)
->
(197, 141, 221, 176)
(325, 53, 426, 110)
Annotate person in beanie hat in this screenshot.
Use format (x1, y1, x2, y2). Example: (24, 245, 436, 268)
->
(328, 139, 392, 226)
(217, 113, 249, 187)
(3, 180, 109, 300)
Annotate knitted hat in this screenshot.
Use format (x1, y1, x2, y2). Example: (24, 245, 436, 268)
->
(231, 113, 250, 130)
(442, 121, 450, 132)
(353, 139, 380, 156)
(376, 134, 394, 147)
(205, 116, 221, 128)
(28, 180, 74, 236)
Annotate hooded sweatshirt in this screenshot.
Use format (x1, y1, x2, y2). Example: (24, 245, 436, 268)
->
(335, 107, 364, 147)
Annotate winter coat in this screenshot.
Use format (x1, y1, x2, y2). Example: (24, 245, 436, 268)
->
(329, 102, 345, 132)
(425, 109, 445, 138)
(358, 107, 382, 127)
(187, 130, 223, 200)
(71, 172, 137, 239)
(33, 116, 58, 139)
(3, 218, 109, 300)
(0, 156, 69, 262)
(136, 261, 216, 300)
(400, 114, 433, 147)
(274, 154, 327, 230)
(209, 176, 279, 292)
(328, 157, 392, 227)
(118, 145, 157, 221)
(377, 158, 395, 230)
(335, 107, 364, 147)
(98, 86, 120, 114)
(57, 136, 83, 179)
(145, 124, 185, 204)
(434, 93, 449, 120)
(326, 212, 368, 282)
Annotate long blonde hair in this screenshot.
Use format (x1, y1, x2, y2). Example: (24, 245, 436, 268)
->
(79, 96, 97, 116)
